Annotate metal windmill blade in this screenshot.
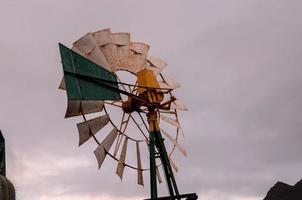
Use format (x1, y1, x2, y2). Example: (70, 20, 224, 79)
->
(58, 28, 197, 200)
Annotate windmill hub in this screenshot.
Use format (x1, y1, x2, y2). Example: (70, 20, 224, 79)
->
(122, 69, 165, 113)
(121, 96, 142, 113)
(136, 69, 164, 104)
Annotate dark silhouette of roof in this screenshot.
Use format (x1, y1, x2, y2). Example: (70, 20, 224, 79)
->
(263, 179, 302, 200)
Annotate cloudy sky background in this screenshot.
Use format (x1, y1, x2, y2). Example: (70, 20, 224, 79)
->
(1, 0, 302, 200)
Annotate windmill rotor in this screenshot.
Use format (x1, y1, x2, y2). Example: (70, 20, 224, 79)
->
(59, 28, 197, 200)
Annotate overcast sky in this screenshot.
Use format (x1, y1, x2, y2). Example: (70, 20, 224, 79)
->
(1, 1, 302, 200)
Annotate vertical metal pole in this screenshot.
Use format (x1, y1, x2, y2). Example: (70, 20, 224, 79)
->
(147, 110, 180, 199)
(0, 130, 6, 176)
(155, 129, 180, 198)
(148, 113, 158, 199)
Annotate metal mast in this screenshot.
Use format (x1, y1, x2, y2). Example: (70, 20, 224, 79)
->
(147, 110, 179, 199)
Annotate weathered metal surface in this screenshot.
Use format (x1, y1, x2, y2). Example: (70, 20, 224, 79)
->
(161, 129, 187, 157)
(169, 156, 178, 173)
(158, 81, 172, 89)
(86, 47, 111, 72)
(116, 137, 128, 179)
(116, 45, 130, 68)
(125, 52, 147, 73)
(69, 29, 175, 79)
(112, 32, 130, 45)
(81, 101, 105, 114)
(147, 56, 167, 70)
(72, 32, 97, 54)
(136, 142, 144, 186)
(72, 34, 112, 71)
(59, 43, 121, 101)
(161, 74, 180, 89)
(58, 77, 66, 90)
(170, 99, 188, 111)
(100, 44, 119, 71)
(115, 46, 146, 73)
(94, 127, 118, 169)
(130, 42, 150, 56)
(65, 100, 104, 118)
(71, 46, 85, 57)
(156, 167, 162, 183)
(146, 56, 167, 76)
(160, 115, 181, 128)
(77, 114, 110, 146)
(93, 29, 113, 46)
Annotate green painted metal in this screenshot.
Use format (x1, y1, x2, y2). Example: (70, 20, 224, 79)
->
(59, 43, 121, 101)
(148, 121, 180, 199)
(153, 128, 180, 198)
(154, 128, 180, 198)
(149, 129, 157, 199)
(0, 130, 5, 177)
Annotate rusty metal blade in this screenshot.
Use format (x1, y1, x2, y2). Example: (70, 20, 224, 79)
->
(158, 81, 172, 89)
(86, 47, 111, 72)
(94, 127, 118, 169)
(59, 77, 66, 90)
(116, 137, 128, 180)
(156, 167, 162, 183)
(146, 56, 167, 76)
(93, 28, 113, 46)
(170, 99, 188, 111)
(169, 156, 178, 173)
(161, 74, 180, 89)
(73, 32, 97, 54)
(161, 129, 187, 157)
(100, 43, 119, 71)
(147, 56, 167, 70)
(160, 115, 180, 128)
(71, 46, 85, 57)
(77, 114, 110, 146)
(112, 32, 130, 45)
(130, 42, 149, 56)
(116, 46, 146, 74)
(126, 53, 146, 73)
(116, 45, 130, 68)
(65, 100, 104, 118)
(136, 142, 144, 186)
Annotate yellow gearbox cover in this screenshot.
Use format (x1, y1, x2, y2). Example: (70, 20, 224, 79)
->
(137, 69, 160, 94)
(137, 69, 163, 103)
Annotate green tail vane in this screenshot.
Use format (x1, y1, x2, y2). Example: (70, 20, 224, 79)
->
(59, 43, 121, 101)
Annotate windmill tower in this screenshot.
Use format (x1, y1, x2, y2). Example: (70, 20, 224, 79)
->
(59, 29, 198, 200)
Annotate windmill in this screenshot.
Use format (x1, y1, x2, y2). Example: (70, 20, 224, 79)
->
(58, 28, 198, 200)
